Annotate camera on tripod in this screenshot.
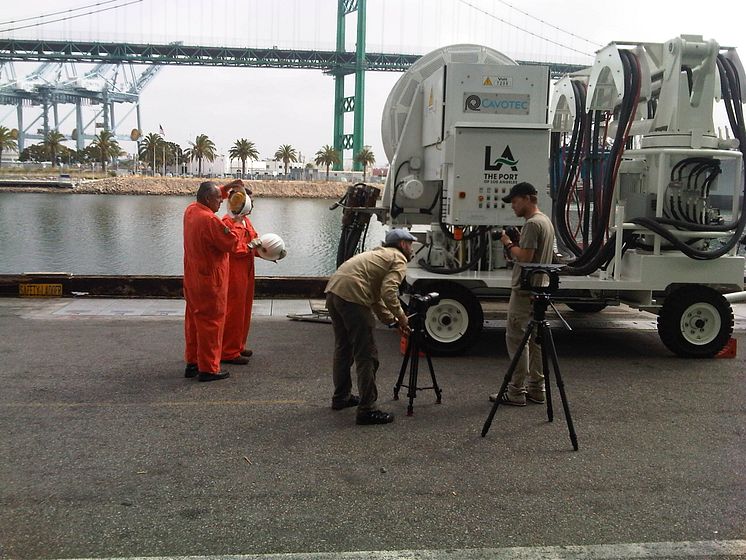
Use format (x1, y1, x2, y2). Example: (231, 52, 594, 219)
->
(518, 263, 564, 295)
(408, 292, 440, 313)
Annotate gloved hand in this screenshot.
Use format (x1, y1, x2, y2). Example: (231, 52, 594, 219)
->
(248, 238, 263, 249)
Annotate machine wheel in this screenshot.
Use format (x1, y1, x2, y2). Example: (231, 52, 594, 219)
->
(566, 302, 607, 313)
(419, 282, 483, 356)
(657, 285, 733, 358)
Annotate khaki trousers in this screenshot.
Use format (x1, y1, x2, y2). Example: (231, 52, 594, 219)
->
(505, 289, 545, 398)
(326, 293, 380, 412)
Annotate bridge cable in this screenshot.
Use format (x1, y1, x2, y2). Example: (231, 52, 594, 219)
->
(455, 0, 594, 58)
(0, 0, 142, 34)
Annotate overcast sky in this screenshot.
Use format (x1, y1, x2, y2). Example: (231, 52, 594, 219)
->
(1, 0, 744, 167)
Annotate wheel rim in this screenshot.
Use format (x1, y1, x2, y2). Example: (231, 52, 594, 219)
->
(425, 298, 469, 344)
(679, 302, 722, 345)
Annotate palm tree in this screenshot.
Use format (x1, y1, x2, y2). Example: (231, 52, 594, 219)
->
(0, 126, 18, 169)
(274, 144, 298, 178)
(165, 141, 183, 171)
(314, 144, 340, 181)
(229, 139, 259, 178)
(89, 130, 122, 172)
(354, 146, 376, 181)
(138, 132, 164, 175)
(42, 130, 66, 167)
(187, 134, 216, 176)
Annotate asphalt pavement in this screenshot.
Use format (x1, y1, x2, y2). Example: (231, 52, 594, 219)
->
(0, 298, 744, 560)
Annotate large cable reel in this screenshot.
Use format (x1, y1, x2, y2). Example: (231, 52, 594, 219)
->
(381, 44, 517, 163)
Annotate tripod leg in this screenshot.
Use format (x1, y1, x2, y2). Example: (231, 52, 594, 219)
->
(407, 340, 419, 416)
(543, 325, 579, 451)
(424, 351, 441, 404)
(538, 323, 554, 423)
(394, 336, 411, 400)
(481, 322, 535, 437)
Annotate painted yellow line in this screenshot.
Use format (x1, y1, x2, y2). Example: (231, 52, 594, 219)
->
(0, 399, 306, 409)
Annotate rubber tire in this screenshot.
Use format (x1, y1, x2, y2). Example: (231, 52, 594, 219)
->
(657, 285, 733, 358)
(566, 302, 607, 313)
(418, 282, 484, 356)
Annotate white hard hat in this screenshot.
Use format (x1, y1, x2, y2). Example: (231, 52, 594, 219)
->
(228, 190, 253, 217)
(257, 233, 287, 262)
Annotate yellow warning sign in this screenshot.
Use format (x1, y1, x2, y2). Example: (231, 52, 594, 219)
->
(19, 283, 63, 297)
(483, 77, 493, 86)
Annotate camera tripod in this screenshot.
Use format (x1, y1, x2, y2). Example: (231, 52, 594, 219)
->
(393, 310, 442, 416)
(481, 289, 579, 451)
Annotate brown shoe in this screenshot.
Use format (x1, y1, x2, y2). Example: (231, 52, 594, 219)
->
(240, 349, 253, 357)
(221, 355, 250, 365)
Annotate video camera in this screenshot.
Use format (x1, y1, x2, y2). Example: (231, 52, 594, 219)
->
(409, 291, 441, 314)
(518, 263, 564, 295)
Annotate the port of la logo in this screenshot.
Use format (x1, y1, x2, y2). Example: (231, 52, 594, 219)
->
(484, 145, 518, 172)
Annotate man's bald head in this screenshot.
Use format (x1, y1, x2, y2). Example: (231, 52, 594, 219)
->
(196, 181, 218, 203)
(196, 181, 222, 213)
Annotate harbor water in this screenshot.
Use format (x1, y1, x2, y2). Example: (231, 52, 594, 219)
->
(0, 193, 386, 276)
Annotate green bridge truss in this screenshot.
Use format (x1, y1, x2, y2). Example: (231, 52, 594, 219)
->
(0, 33, 583, 170)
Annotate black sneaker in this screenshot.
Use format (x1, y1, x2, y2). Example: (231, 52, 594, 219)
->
(198, 371, 230, 382)
(356, 410, 395, 425)
(331, 395, 360, 410)
(184, 363, 198, 378)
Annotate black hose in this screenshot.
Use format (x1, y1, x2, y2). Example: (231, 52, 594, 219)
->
(553, 78, 587, 257)
(566, 49, 641, 275)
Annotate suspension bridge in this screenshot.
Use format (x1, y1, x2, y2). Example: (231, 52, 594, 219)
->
(0, 0, 589, 169)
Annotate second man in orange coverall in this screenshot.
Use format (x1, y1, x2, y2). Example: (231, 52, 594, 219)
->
(221, 189, 260, 365)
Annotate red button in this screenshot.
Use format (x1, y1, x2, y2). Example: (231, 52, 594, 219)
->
(459, 191, 466, 199)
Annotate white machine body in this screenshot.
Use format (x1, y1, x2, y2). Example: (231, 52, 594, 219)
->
(371, 38, 746, 357)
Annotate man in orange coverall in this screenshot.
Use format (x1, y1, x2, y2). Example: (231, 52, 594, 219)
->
(183, 180, 246, 382)
(220, 189, 260, 365)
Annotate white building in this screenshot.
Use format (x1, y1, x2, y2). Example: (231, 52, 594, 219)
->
(184, 154, 228, 177)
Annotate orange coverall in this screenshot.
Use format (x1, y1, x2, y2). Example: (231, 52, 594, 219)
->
(221, 215, 259, 360)
(183, 195, 238, 374)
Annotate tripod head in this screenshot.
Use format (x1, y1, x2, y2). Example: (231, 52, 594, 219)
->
(406, 292, 440, 333)
(519, 264, 571, 329)
(409, 292, 440, 314)
(519, 263, 564, 297)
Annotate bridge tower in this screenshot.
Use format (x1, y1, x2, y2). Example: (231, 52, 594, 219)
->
(332, 0, 366, 171)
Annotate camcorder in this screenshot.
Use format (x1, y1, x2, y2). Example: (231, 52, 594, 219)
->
(502, 226, 520, 244)
(518, 263, 564, 295)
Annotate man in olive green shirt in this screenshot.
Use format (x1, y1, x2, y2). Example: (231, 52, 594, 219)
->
(490, 182, 555, 406)
(325, 229, 414, 425)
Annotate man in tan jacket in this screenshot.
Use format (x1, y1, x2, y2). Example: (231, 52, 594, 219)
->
(325, 229, 415, 425)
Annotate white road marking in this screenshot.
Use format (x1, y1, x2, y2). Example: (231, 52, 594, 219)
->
(61, 539, 746, 560)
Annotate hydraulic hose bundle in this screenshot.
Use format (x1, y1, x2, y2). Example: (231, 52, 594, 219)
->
(552, 48, 746, 270)
(551, 49, 642, 275)
(551, 78, 590, 257)
(332, 183, 380, 267)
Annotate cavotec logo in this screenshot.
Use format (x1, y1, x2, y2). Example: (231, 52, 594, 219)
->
(484, 145, 518, 171)
(463, 93, 530, 115)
